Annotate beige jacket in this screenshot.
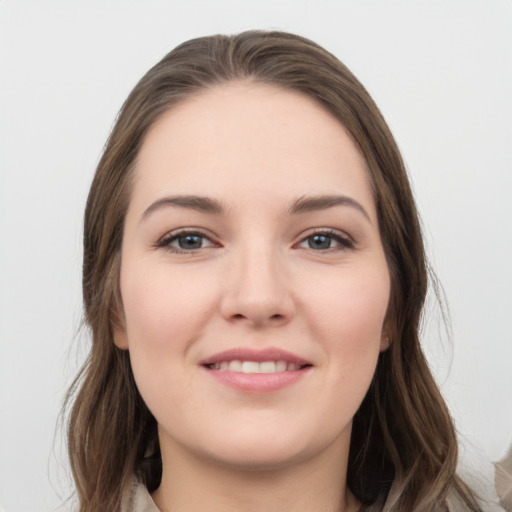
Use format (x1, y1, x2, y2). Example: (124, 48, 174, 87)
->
(123, 480, 159, 512)
(123, 479, 510, 512)
(123, 446, 512, 512)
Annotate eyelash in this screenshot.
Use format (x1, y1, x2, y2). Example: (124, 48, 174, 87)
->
(156, 228, 354, 254)
(156, 229, 217, 253)
(296, 229, 354, 252)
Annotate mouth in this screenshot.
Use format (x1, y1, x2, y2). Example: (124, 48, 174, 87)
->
(200, 348, 312, 392)
(204, 360, 311, 373)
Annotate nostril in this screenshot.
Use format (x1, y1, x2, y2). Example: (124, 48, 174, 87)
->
(229, 312, 286, 323)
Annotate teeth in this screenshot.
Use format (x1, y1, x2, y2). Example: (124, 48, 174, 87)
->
(276, 361, 287, 372)
(211, 360, 303, 373)
(228, 360, 242, 372)
(259, 361, 276, 373)
(241, 361, 260, 373)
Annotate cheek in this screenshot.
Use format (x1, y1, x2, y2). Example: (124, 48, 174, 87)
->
(119, 262, 219, 404)
(120, 260, 218, 350)
(307, 265, 390, 341)
(304, 264, 390, 391)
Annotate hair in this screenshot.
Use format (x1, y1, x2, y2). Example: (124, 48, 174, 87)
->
(65, 30, 482, 511)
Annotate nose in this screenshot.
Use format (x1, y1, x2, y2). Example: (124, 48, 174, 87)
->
(220, 245, 295, 328)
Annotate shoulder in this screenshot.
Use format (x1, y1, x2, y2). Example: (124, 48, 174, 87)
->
(494, 448, 512, 511)
(122, 479, 160, 512)
(447, 445, 510, 512)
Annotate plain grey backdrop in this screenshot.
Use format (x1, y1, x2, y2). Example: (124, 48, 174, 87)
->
(1, 1, 511, 510)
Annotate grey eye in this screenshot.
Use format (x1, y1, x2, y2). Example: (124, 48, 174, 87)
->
(297, 231, 354, 251)
(176, 234, 205, 249)
(307, 234, 333, 250)
(158, 231, 216, 252)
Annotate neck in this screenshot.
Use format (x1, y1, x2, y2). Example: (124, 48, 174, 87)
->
(151, 433, 359, 512)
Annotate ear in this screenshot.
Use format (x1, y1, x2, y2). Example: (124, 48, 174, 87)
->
(380, 335, 391, 352)
(113, 325, 129, 350)
(379, 324, 392, 352)
(111, 300, 129, 350)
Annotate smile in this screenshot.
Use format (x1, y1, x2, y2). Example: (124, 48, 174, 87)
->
(200, 348, 313, 392)
(207, 360, 307, 373)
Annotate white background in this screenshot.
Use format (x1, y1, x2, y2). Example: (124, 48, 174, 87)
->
(1, 1, 511, 510)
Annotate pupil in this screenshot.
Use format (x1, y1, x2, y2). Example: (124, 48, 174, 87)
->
(309, 234, 331, 249)
(179, 235, 202, 249)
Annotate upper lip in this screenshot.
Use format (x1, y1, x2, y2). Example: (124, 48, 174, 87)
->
(199, 347, 312, 367)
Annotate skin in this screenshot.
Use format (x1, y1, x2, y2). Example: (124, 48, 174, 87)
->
(115, 82, 391, 512)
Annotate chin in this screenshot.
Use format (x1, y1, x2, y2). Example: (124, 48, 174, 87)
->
(192, 423, 335, 472)
(204, 443, 308, 472)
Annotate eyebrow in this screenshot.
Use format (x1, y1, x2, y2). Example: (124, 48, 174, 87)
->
(142, 195, 224, 219)
(141, 194, 371, 223)
(289, 195, 371, 222)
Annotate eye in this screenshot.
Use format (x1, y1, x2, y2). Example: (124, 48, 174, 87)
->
(298, 230, 354, 251)
(157, 230, 217, 252)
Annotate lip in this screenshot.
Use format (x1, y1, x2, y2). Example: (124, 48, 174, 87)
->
(199, 347, 311, 366)
(199, 347, 313, 393)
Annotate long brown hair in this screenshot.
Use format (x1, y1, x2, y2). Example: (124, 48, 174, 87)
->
(66, 31, 482, 511)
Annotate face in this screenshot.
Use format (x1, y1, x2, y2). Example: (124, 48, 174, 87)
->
(115, 83, 390, 470)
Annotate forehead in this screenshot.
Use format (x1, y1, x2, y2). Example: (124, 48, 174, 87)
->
(131, 82, 375, 220)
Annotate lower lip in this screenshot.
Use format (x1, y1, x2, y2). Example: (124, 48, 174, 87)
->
(203, 367, 311, 393)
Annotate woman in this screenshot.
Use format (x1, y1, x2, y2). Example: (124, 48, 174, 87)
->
(66, 31, 485, 511)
